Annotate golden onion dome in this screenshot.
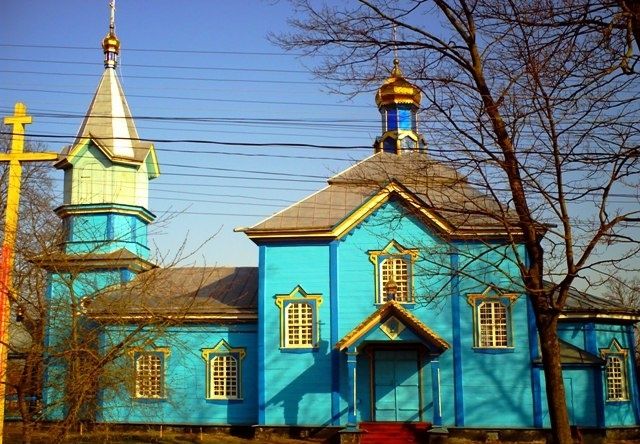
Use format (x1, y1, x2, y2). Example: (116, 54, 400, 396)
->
(375, 59, 421, 108)
(102, 32, 120, 54)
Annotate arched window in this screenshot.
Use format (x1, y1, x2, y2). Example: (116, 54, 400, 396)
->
(468, 288, 517, 349)
(210, 355, 239, 399)
(275, 286, 323, 349)
(202, 340, 245, 400)
(369, 241, 418, 304)
(601, 340, 629, 401)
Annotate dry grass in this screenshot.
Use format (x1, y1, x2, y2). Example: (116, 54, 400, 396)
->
(4, 427, 318, 444)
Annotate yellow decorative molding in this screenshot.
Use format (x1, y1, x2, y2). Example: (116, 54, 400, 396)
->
(274, 285, 323, 308)
(336, 300, 449, 352)
(201, 339, 246, 361)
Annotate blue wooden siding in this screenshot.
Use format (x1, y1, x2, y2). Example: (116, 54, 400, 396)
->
(260, 200, 543, 427)
(260, 243, 333, 425)
(64, 212, 149, 257)
(98, 324, 258, 425)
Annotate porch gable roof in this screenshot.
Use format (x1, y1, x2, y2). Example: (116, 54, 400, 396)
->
(335, 300, 449, 352)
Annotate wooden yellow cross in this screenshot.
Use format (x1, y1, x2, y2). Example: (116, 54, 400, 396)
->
(0, 103, 57, 441)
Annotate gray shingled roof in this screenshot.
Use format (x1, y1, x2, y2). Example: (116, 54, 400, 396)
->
(563, 285, 631, 312)
(533, 340, 604, 365)
(241, 152, 520, 236)
(86, 267, 257, 320)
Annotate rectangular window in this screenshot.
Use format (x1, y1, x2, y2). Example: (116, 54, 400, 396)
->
(134, 352, 164, 399)
(606, 355, 628, 401)
(478, 301, 508, 347)
(397, 108, 412, 130)
(386, 108, 398, 130)
(286, 302, 314, 346)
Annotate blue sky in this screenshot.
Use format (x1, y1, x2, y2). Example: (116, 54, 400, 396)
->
(1, 1, 383, 266)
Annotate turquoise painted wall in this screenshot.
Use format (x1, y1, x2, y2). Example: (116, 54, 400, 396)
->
(64, 212, 150, 257)
(260, 243, 333, 425)
(98, 324, 258, 425)
(335, 201, 450, 425)
(43, 269, 131, 420)
(260, 200, 542, 427)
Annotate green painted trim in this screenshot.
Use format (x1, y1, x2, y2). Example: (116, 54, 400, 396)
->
(55, 203, 156, 223)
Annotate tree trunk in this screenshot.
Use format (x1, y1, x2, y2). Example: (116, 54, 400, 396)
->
(537, 312, 573, 444)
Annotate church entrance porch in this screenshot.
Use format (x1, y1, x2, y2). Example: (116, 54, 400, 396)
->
(335, 300, 449, 429)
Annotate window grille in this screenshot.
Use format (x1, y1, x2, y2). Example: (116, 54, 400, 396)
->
(210, 355, 238, 399)
(606, 355, 628, 401)
(478, 301, 508, 347)
(135, 353, 163, 398)
(381, 257, 410, 302)
(285, 302, 314, 346)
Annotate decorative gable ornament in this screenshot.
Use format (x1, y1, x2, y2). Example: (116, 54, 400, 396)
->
(379, 316, 406, 340)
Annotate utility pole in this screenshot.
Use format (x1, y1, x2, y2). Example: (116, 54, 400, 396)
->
(0, 103, 57, 442)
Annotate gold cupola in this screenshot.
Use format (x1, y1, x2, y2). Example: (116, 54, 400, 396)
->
(374, 59, 426, 155)
(102, 1, 120, 68)
(375, 59, 421, 108)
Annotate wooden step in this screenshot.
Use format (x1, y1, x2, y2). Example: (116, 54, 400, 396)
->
(359, 422, 431, 444)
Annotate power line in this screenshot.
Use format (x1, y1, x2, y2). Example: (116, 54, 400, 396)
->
(0, 69, 320, 86)
(0, 86, 368, 109)
(0, 57, 309, 74)
(0, 43, 303, 57)
(0, 131, 370, 150)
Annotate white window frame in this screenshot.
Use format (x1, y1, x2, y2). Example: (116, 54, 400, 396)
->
(130, 348, 170, 399)
(477, 300, 509, 347)
(467, 288, 517, 349)
(284, 301, 314, 347)
(601, 339, 629, 402)
(202, 340, 245, 400)
(275, 286, 323, 349)
(379, 255, 411, 303)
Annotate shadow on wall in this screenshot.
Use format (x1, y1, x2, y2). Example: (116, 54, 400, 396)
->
(265, 339, 333, 426)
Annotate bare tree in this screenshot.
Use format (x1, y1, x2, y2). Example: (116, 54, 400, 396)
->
(2, 127, 217, 443)
(275, 1, 640, 442)
(1, 126, 59, 444)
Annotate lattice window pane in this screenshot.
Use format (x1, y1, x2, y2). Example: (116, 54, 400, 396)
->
(286, 302, 314, 346)
(210, 355, 238, 399)
(135, 353, 163, 398)
(606, 355, 627, 400)
(478, 301, 508, 347)
(381, 257, 410, 302)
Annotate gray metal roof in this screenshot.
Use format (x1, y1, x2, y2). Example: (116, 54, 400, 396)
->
(57, 68, 153, 165)
(86, 267, 257, 320)
(242, 152, 520, 236)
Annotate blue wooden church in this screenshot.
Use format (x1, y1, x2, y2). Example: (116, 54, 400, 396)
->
(40, 7, 640, 443)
